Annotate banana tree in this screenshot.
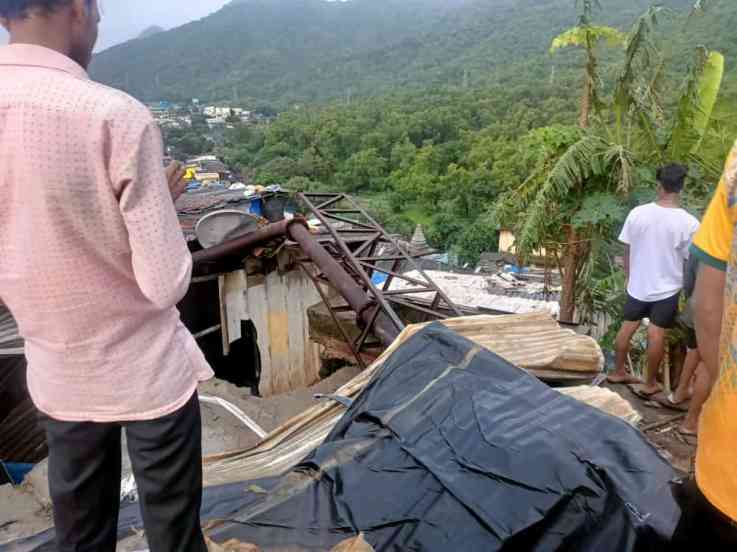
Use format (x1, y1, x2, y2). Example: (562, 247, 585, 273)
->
(495, 1, 724, 324)
(550, 1, 626, 129)
(535, 0, 627, 322)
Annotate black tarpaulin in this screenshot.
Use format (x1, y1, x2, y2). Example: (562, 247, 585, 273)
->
(2, 323, 679, 551)
(207, 323, 679, 551)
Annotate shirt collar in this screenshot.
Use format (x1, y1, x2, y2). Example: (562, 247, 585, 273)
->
(0, 43, 89, 80)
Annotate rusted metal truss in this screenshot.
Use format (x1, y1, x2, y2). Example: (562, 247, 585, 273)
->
(296, 192, 463, 360)
(191, 192, 466, 368)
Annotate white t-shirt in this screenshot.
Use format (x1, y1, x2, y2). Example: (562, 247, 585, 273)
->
(619, 202, 700, 302)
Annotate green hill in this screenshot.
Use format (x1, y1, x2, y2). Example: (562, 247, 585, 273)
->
(90, 0, 734, 107)
(137, 25, 166, 40)
(90, 0, 466, 104)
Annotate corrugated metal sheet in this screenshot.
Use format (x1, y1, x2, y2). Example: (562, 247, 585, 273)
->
(0, 304, 47, 464)
(203, 313, 610, 487)
(0, 395, 47, 464)
(0, 303, 23, 356)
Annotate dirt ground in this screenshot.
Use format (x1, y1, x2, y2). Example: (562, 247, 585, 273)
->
(198, 366, 362, 456)
(606, 382, 696, 476)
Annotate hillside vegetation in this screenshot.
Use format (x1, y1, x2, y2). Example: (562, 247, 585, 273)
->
(90, 0, 732, 107)
(208, 0, 737, 328)
(98, 0, 737, 329)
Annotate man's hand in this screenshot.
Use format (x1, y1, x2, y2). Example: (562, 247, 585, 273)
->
(166, 161, 188, 202)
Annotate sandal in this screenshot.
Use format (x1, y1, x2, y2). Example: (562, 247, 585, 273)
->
(652, 392, 690, 412)
(629, 383, 663, 400)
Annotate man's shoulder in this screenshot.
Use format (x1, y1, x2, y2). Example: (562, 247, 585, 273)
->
(626, 202, 653, 219)
(88, 82, 153, 124)
(64, 78, 153, 127)
(674, 208, 700, 227)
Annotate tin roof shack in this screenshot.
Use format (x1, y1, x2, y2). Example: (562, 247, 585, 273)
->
(178, 190, 326, 396)
(184, 191, 606, 391)
(185, 250, 326, 397)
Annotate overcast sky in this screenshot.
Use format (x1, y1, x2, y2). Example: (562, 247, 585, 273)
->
(1, 0, 232, 51)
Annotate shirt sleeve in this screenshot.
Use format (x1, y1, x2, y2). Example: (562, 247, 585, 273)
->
(618, 212, 633, 245)
(109, 110, 192, 309)
(691, 157, 736, 272)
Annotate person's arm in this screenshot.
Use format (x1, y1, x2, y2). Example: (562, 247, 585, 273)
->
(694, 264, 726, 385)
(623, 244, 630, 284)
(690, 147, 737, 382)
(110, 109, 192, 309)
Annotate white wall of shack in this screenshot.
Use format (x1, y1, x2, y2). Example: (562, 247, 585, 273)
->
(220, 267, 323, 397)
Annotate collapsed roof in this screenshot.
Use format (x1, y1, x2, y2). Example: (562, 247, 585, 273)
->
(3, 321, 675, 551)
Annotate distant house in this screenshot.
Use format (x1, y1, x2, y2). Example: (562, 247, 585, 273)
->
(187, 155, 219, 164)
(184, 156, 232, 183)
(206, 116, 227, 129)
(200, 160, 229, 174)
(499, 229, 547, 259)
(203, 106, 243, 118)
(194, 172, 222, 185)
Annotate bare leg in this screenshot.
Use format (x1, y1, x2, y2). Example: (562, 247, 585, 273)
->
(637, 323, 666, 395)
(681, 362, 714, 435)
(608, 320, 643, 384)
(673, 348, 700, 404)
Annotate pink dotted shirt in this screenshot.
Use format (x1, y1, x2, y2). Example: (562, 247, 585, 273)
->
(0, 44, 213, 422)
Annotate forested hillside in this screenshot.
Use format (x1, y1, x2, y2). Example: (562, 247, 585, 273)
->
(208, 0, 736, 327)
(90, 0, 466, 104)
(94, 0, 737, 328)
(89, 0, 723, 106)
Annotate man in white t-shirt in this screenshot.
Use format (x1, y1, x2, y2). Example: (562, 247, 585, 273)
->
(607, 164, 700, 397)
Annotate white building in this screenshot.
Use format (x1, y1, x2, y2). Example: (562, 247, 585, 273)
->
(203, 106, 243, 118)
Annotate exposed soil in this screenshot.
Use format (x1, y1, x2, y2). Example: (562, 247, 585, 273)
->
(198, 366, 362, 456)
(605, 382, 696, 476)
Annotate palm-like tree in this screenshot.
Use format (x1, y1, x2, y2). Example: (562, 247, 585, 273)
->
(495, 1, 724, 324)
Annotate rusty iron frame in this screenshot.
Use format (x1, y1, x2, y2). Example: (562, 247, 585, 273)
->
(297, 192, 462, 360)
(191, 192, 464, 368)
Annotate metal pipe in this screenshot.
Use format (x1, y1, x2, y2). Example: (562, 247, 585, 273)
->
(191, 218, 299, 265)
(287, 222, 400, 347)
(287, 223, 372, 316)
(190, 215, 400, 347)
(298, 193, 406, 332)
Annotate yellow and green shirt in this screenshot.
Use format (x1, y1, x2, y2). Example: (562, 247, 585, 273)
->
(691, 140, 737, 523)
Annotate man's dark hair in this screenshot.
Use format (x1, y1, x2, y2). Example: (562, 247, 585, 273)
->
(0, 0, 73, 19)
(656, 164, 688, 194)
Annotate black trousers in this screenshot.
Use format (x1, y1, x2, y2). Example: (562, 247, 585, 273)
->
(43, 392, 208, 552)
(671, 478, 737, 550)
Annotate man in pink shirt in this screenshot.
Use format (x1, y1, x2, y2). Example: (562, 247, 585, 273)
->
(0, 1, 213, 550)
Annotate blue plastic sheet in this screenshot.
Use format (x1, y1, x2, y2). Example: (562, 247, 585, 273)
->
(0, 461, 33, 485)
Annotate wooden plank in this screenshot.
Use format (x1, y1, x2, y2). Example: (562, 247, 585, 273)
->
(193, 324, 222, 340)
(247, 275, 273, 397)
(218, 275, 229, 356)
(223, 270, 249, 346)
(302, 272, 324, 387)
(265, 270, 291, 396)
(286, 270, 308, 391)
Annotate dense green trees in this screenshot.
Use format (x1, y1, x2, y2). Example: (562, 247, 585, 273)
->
(208, 1, 736, 326)
(218, 83, 575, 262)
